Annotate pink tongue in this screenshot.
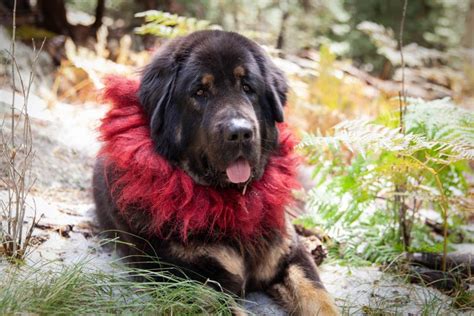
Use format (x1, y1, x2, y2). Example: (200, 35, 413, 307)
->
(226, 159, 251, 184)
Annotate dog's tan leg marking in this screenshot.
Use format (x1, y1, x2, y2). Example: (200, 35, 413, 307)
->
(274, 265, 339, 316)
(230, 303, 249, 316)
(253, 218, 295, 282)
(170, 243, 245, 280)
(210, 246, 245, 280)
(253, 237, 290, 281)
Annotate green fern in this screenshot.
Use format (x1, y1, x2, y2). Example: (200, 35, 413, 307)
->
(135, 10, 220, 38)
(406, 98, 474, 138)
(301, 117, 473, 162)
(300, 98, 473, 264)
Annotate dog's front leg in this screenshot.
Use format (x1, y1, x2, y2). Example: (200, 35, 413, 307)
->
(169, 242, 249, 315)
(268, 245, 339, 316)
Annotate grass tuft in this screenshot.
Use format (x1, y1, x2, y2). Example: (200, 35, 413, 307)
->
(0, 257, 238, 315)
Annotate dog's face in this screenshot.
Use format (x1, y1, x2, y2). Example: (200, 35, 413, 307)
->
(139, 30, 288, 188)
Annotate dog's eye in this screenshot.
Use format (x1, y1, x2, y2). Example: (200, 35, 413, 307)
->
(242, 84, 252, 93)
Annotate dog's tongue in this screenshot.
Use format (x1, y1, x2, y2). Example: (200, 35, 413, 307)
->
(226, 158, 251, 184)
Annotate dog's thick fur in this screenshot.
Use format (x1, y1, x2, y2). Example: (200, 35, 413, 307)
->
(93, 30, 339, 315)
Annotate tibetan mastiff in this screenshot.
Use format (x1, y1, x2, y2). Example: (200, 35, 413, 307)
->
(93, 30, 338, 315)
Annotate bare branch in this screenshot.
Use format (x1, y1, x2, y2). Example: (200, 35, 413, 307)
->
(399, 0, 408, 133)
(1, 0, 41, 262)
(10, 0, 16, 148)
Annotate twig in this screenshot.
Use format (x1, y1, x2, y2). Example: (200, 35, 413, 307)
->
(7, 0, 17, 247)
(399, 0, 408, 128)
(10, 0, 16, 148)
(1, 0, 42, 262)
(396, 0, 410, 256)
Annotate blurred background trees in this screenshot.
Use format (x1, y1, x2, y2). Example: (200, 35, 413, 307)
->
(1, 0, 472, 76)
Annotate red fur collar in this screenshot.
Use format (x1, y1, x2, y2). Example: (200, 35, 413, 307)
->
(98, 76, 300, 240)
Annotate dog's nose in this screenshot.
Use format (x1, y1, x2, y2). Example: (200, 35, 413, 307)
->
(225, 118, 253, 143)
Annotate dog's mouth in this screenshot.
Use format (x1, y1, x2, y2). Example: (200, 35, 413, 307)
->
(183, 144, 261, 188)
(225, 157, 252, 184)
(191, 153, 258, 188)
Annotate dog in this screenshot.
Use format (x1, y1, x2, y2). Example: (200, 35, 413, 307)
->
(93, 30, 339, 315)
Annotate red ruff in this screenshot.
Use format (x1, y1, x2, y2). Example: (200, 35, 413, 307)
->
(98, 76, 300, 240)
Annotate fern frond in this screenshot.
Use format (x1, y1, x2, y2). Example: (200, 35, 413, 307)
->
(300, 117, 474, 162)
(135, 10, 220, 38)
(301, 99, 473, 264)
(405, 98, 474, 160)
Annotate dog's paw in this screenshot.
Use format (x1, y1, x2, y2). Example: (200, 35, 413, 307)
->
(231, 304, 249, 316)
(298, 288, 339, 316)
(271, 264, 340, 316)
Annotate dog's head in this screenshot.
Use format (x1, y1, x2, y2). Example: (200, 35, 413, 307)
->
(139, 30, 288, 188)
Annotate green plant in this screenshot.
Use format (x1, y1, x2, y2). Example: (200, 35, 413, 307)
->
(299, 98, 473, 266)
(135, 10, 220, 38)
(0, 257, 238, 315)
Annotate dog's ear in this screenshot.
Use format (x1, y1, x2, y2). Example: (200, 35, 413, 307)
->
(139, 48, 178, 133)
(265, 65, 287, 123)
(247, 40, 288, 123)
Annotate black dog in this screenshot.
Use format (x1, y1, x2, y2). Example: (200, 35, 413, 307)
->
(93, 30, 338, 315)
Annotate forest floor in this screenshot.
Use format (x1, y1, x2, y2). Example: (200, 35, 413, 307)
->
(0, 87, 471, 315)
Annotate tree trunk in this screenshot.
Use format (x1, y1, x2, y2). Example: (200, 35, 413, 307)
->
(276, 10, 289, 50)
(138, 0, 158, 10)
(136, 0, 175, 11)
(1, 0, 30, 12)
(37, 0, 71, 36)
(0, 0, 34, 25)
(92, 0, 106, 30)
